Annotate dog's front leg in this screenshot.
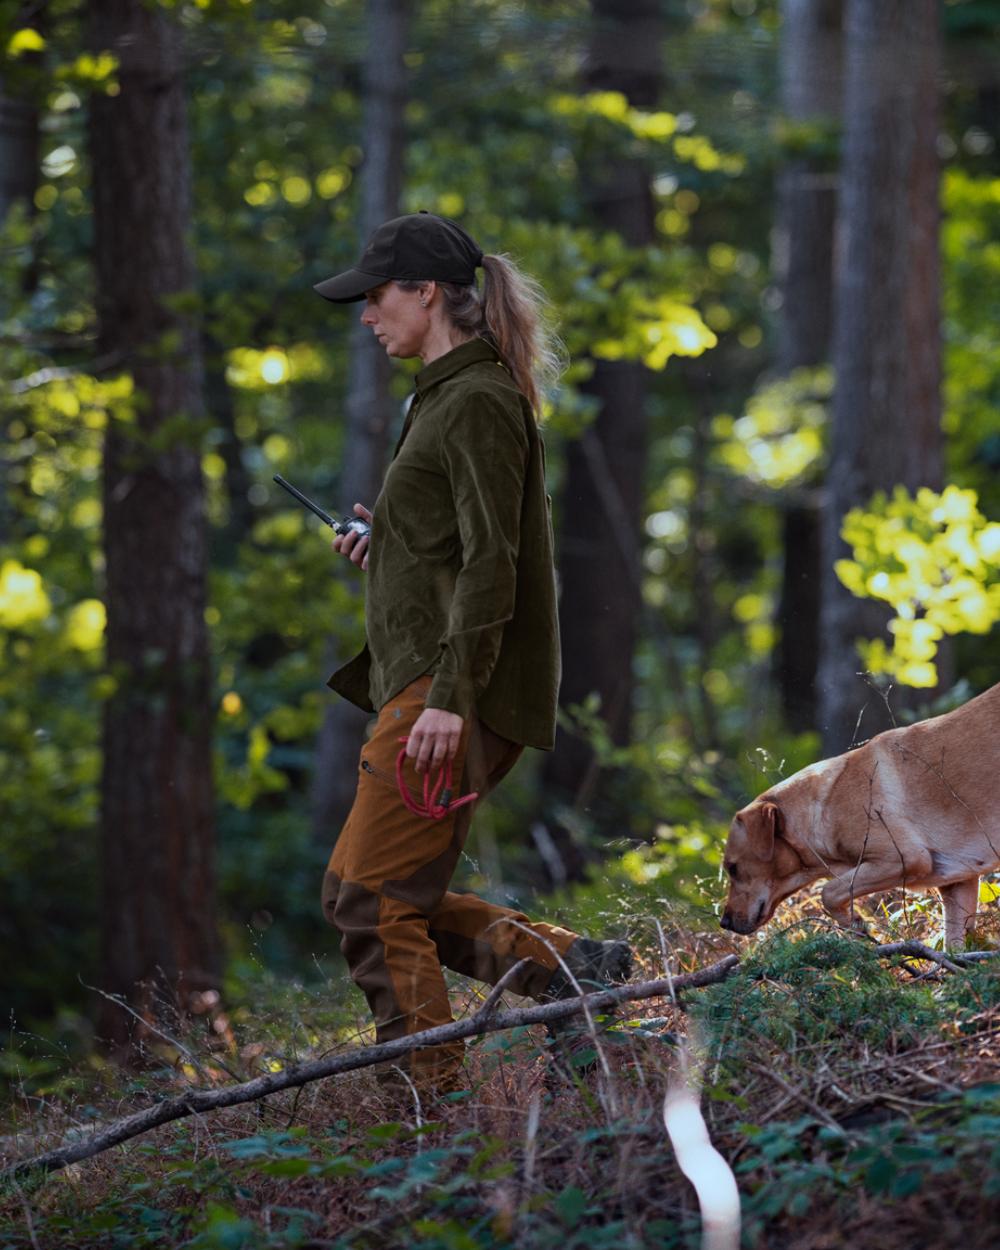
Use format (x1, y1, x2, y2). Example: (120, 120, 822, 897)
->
(820, 859, 918, 935)
(939, 878, 979, 948)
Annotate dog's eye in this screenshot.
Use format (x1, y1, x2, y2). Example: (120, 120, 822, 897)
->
(725, 862, 738, 880)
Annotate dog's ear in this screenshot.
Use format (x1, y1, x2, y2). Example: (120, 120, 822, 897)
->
(740, 801, 781, 862)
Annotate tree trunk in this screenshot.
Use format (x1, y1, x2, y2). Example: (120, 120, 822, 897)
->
(775, 0, 841, 374)
(0, 29, 41, 230)
(311, 0, 410, 846)
(773, 0, 841, 732)
(0, 4, 44, 542)
(818, 0, 943, 755)
(539, 0, 663, 879)
(89, 0, 219, 1056)
(203, 329, 255, 560)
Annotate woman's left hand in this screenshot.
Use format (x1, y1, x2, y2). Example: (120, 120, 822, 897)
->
(406, 708, 464, 774)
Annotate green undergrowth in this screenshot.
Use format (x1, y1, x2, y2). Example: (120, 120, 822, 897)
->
(691, 928, 942, 1055)
(3, 928, 1000, 1248)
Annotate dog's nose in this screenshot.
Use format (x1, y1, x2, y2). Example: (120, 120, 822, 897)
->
(719, 913, 733, 931)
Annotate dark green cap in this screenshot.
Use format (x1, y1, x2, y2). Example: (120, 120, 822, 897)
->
(314, 211, 484, 303)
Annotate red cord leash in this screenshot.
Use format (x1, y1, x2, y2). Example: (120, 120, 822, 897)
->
(395, 737, 479, 820)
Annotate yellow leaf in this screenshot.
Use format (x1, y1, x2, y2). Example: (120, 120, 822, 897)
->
(0, 561, 51, 629)
(7, 28, 45, 57)
(585, 90, 629, 121)
(281, 175, 311, 206)
(316, 166, 351, 199)
(592, 338, 626, 361)
(64, 599, 106, 652)
(978, 523, 1000, 562)
(834, 559, 865, 596)
(979, 880, 1000, 904)
(895, 661, 938, 688)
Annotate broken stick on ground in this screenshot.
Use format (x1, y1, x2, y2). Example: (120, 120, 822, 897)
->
(4, 939, 996, 1184)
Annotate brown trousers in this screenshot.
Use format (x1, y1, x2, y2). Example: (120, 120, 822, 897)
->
(322, 675, 578, 1087)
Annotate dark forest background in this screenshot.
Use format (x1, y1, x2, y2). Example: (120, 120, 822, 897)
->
(2, 0, 1000, 1073)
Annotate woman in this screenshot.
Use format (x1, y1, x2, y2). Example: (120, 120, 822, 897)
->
(314, 211, 630, 1094)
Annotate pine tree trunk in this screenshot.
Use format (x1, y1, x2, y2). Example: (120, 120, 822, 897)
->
(539, 0, 663, 879)
(203, 330, 255, 558)
(773, 0, 841, 732)
(0, 32, 40, 228)
(89, 0, 219, 1056)
(818, 0, 943, 754)
(311, 0, 410, 847)
(0, 4, 44, 542)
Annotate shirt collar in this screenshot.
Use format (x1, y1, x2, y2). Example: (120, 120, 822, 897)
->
(414, 337, 501, 393)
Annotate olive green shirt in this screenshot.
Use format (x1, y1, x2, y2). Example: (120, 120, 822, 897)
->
(328, 337, 561, 750)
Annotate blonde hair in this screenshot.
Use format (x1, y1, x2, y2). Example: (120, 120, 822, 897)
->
(398, 254, 564, 417)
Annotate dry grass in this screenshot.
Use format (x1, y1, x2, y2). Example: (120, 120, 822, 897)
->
(2, 888, 1000, 1249)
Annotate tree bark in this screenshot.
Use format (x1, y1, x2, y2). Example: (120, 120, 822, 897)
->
(773, 0, 842, 732)
(203, 329, 255, 560)
(0, 14, 41, 230)
(775, 0, 841, 374)
(818, 0, 943, 754)
(0, 85, 37, 225)
(311, 0, 410, 847)
(0, 3, 45, 543)
(540, 0, 663, 878)
(89, 0, 219, 1056)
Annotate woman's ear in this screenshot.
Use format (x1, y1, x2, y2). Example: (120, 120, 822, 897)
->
(417, 280, 436, 308)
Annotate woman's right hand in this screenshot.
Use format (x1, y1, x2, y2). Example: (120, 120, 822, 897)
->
(332, 503, 372, 571)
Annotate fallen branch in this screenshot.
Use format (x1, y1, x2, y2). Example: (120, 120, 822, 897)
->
(874, 940, 998, 974)
(1, 955, 740, 1183)
(5, 937, 995, 1183)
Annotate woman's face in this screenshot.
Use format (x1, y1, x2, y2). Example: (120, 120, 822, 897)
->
(360, 282, 428, 359)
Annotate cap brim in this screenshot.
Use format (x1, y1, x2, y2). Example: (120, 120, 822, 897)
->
(313, 268, 387, 303)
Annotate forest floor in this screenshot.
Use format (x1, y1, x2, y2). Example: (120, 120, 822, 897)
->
(2, 895, 1000, 1249)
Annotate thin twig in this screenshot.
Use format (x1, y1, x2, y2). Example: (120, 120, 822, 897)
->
(78, 979, 241, 1083)
(747, 1062, 845, 1134)
(472, 959, 533, 1021)
(11, 1179, 41, 1250)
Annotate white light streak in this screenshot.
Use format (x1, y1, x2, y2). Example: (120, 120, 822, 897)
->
(663, 1080, 741, 1250)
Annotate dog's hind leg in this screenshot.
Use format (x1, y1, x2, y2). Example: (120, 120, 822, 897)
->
(939, 878, 979, 948)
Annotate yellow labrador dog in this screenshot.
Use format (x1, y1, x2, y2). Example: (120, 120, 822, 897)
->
(720, 682, 1000, 947)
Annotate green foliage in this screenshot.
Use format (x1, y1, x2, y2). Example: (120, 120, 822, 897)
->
(942, 169, 1000, 514)
(0, 369, 131, 1026)
(936, 958, 1000, 1027)
(835, 484, 1000, 686)
(713, 366, 832, 490)
(691, 930, 939, 1058)
(7, 965, 1000, 1249)
(543, 817, 725, 941)
(736, 1087, 1000, 1245)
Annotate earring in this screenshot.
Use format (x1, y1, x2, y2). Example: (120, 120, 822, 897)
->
(420, 300, 428, 308)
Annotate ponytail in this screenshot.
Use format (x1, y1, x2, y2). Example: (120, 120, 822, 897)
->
(398, 253, 564, 417)
(478, 254, 563, 416)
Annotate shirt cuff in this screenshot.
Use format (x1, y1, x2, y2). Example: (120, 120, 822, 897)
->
(425, 669, 476, 720)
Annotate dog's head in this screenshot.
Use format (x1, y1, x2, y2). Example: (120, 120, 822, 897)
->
(719, 799, 813, 934)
